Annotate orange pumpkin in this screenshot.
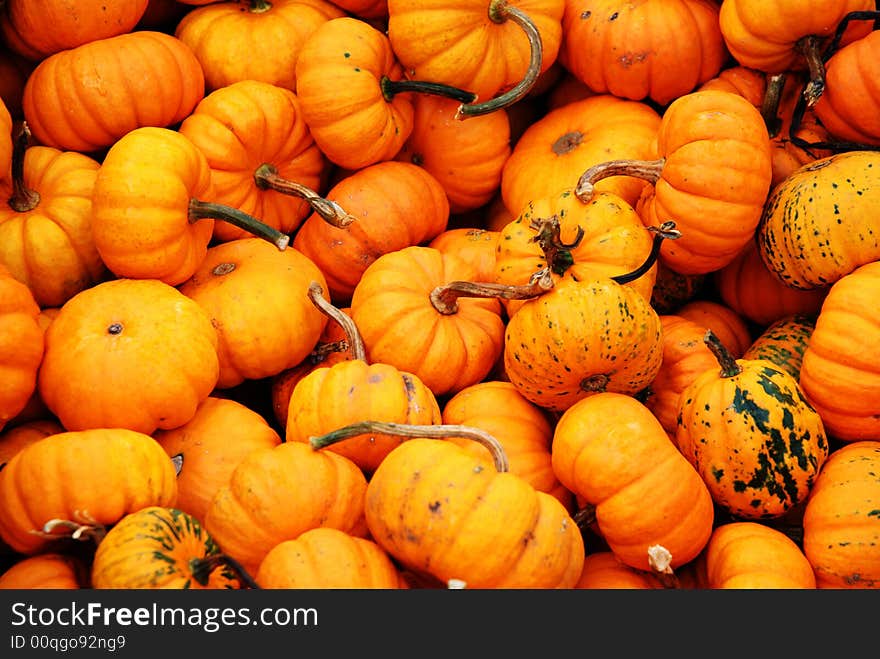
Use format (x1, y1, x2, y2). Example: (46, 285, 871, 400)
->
(256, 527, 406, 589)
(293, 161, 449, 303)
(0, 0, 149, 60)
(177, 238, 329, 389)
(350, 245, 505, 398)
(153, 397, 283, 523)
(742, 313, 816, 381)
(0, 418, 65, 471)
(22, 31, 204, 154)
(0, 126, 107, 308)
(677, 299, 752, 359)
(577, 90, 773, 275)
(429, 228, 499, 283)
(574, 552, 666, 589)
(701, 521, 816, 588)
(559, 0, 727, 106)
(802, 441, 880, 588)
(91, 126, 287, 286)
(204, 441, 368, 575)
(0, 264, 44, 434)
(178, 79, 331, 243)
(0, 98, 11, 181)
(175, 0, 346, 93)
(38, 278, 219, 434)
(0, 428, 178, 555)
(798, 261, 880, 441)
(552, 392, 715, 572)
(0, 553, 88, 589)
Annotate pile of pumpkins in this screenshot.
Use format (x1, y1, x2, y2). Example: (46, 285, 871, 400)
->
(0, 0, 878, 590)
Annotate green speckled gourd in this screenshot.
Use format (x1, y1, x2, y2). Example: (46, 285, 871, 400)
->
(742, 313, 817, 381)
(91, 507, 242, 589)
(674, 330, 829, 520)
(756, 151, 880, 290)
(503, 275, 663, 413)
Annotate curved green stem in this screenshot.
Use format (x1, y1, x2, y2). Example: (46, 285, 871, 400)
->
(429, 267, 554, 314)
(254, 164, 354, 228)
(611, 221, 681, 285)
(188, 198, 289, 250)
(380, 76, 477, 105)
(704, 329, 741, 378)
(455, 2, 543, 119)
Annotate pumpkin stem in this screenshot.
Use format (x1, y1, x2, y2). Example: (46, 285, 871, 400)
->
(796, 35, 826, 107)
(455, 1, 543, 119)
(574, 158, 665, 203)
(39, 518, 107, 545)
(428, 267, 554, 314)
(647, 544, 681, 588)
(248, 0, 273, 12)
(309, 420, 510, 473)
(7, 122, 40, 213)
(380, 76, 477, 105)
(253, 164, 355, 228)
(307, 281, 366, 361)
(572, 503, 597, 530)
(529, 214, 583, 276)
(611, 221, 681, 285)
(760, 73, 786, 138)
(188, 198, 290, 250)
(191, 553, 261, 589)
(703, 329, 741, 378)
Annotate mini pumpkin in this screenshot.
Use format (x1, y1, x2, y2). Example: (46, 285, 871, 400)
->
(742, 313, 816, 381)
(0, 553, 88, 589)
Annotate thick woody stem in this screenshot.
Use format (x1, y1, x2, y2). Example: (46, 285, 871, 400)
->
(306, 281, 366, 361)
(575, 158, 665, 203)
(429, 267, 554, 314)
(455, 1, 543, 119)
(309, 421, 510, 473)
(647, 544, 681, 588)
(253, 164, 354, 228)
(192, 554, 261, 589)
(188, 198, 289, 250)
(529, 214, 584, 276)
(703, 329, 741, 378)
(381, 76, 477, 105)
(40, 518, 107, 545)
(760, 73, 786, 138)
(7, 122, 39, 212)
(611, 221, 681, 285)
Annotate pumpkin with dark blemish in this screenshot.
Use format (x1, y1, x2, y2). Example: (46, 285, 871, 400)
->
(757, 150, 880, 291)
(742, 313, 816, 381)
(802, 441, 880, 589)
(504, 275, 663, 412)
(798, 261, 880, 441)
(675, 330, 829, 520)
(92, 507, 241, 589)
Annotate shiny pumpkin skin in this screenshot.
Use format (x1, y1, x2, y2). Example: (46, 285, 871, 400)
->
(503, 276, 663, 412)
(718, 0, 874, 73)
(395, 95, 512, 214)
(0, 264, 44, 434)
(204, 441, 368, 576)
(442, 380, 572, 508)
(256, 527, 405, 589)
(0, 428, 178, 555)
(798, 261, 880, 441)
(365, 437, 585, 588)
(286, 360, 441, 474)
(21, 31, 204, 153)
(38, 278, 219, 434)
(295, 16, 413, 170)
(552, 392, 715, 571)
(0, 418, 65, 470)
(350, 246, 505, 398)
(293, 161, 449, 304)
(92, 507, 239, 589)
(429, 228, 499, 283)
(90, 126, 215, 286)
(0, 553, 87, 589)
(501, 94, 661, 219)
(175, 0, 345, 93)
(153, 397, 283, 524)
(559, 0, 727, 106)
(636, 90, 773, 275)
(178, 238, 329, 389)
(814, 30, 880, 146)
(702, 521, 817, 588)
(742, 313, 816, 381)
(677, 299, 752, 359)
(802, 441, 880, 589)
(493, 189, 658, 317)
(757, 151, 880, 291)
(0, 0, 149, 60)
(675, 346, 829, 520)
(0, 145, 106, 308)
(178, 79, 330, 242)
(386, 0, 565, 103)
